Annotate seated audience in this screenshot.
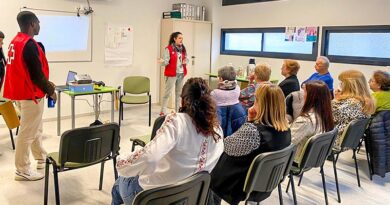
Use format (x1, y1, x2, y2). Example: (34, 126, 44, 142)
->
(239, 64, 271, 109)
(369, 70, 390, 113)
(111, 78, 224, 205)
(209, 84, 291, 205)
(302, 56, 334, 94)
(211, 65, 240, 106)
(279, 59, 301, 97)
(290, 81, 334, 163)
(332, 70, 375, 147)
(211, 66, 246, 137)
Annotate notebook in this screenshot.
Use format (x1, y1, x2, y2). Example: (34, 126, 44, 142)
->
(56, 71, 77, 91)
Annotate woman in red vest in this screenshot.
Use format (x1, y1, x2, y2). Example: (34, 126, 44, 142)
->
(158, 32, 188, 116)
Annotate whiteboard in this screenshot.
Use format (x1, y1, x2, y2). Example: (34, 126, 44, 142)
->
(22, 8, 92, 62)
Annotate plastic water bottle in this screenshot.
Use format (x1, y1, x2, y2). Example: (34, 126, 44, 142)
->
(47, 96, 55, 108)
(247, 58, 256, 77)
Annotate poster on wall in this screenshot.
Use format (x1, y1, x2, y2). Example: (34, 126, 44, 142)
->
(306, 27, 318, 42)
(105, 24, 134, 67)
(285, 27, 295, 41)
(294, 26, 307, 42)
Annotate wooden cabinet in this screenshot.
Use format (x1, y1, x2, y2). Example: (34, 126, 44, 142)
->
(159, 19, 212, 108)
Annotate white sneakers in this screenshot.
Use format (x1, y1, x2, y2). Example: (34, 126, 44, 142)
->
(37, 160, 46, 170)
(15, 170, 44, 181)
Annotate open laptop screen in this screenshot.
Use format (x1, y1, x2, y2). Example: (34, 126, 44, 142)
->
(66, 71, 77, 85)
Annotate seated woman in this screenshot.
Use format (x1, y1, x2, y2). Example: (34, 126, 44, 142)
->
(211, 66, 246, 137)
(209, 84, 291, 205)
(239, 64, 271, 110)
(278, 59, 301, 97)
(369, 70, 390, 113)
(111, 78, 224, 205)
(332, 70, 375, 147)
(290, 81, 334, 163)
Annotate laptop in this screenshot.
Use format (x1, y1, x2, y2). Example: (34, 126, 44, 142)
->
(56, 71, 77, 91)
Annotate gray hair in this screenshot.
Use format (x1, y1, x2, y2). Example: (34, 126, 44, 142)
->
(317, 56, 330, 69)
(218, 66, 236, 81)
(0, 31, 4, 38)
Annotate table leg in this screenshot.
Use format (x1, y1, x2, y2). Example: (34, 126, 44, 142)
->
(71, 96, 75, 129)
(94, 94, 99, 120)
(57, 91, 61, 136)
(111, 92, 114, 122)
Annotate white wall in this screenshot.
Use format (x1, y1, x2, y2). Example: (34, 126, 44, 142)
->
(208, 0, 390, 87)
(0, 0, 209, 123)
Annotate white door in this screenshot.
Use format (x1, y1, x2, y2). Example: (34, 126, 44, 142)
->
(193, 22, 212, 79)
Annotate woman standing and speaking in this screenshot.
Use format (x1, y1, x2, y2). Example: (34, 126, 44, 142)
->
(158, 32, 188, 116)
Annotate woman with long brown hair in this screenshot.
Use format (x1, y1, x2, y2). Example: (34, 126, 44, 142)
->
(158, 32, 188, 116)
(209, 84, 291, 205)
(333, 70, 375, 147)
(290, 80, 334, 163)
(112, 78, 223, 205)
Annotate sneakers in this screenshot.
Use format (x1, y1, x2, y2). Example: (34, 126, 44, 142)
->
(15, 170, 44, 181)
(37, 160, 46, 170)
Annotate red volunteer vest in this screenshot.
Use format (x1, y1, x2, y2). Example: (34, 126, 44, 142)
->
(164, 45, 187, 77)
(3, 32, 49, 102)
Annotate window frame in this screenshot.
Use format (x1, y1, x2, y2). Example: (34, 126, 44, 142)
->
(321, 25, 390, 66)
(220, 27, 319, 61)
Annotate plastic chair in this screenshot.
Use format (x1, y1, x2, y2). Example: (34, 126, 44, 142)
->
(0, 101, 20, 150)
(243, 144, 296, 205)
(286, 129, 338, 205)
(119, 76, 151, 127)
(132, 171, 211, 205)
(43, 123, 120, 205)
(130, 115, 166, 152)
(331, 118, 370, 201)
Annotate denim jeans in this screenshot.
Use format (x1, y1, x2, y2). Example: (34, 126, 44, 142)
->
(111, 176, 143, 205)
(160, 73, 185, 114)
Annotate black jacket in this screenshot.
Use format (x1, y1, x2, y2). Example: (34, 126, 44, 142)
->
(210, 124, 291, 204)
(279, 75, 300, 98)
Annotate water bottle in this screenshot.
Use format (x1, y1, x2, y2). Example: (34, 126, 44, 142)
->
(247, 58, 256, 77)
(48, 96, 55, 108)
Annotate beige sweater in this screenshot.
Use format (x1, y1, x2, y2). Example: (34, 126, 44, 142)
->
(290, 112, 323, 162)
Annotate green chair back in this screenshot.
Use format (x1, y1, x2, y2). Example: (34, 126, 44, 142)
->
(244, 144, 296, 197)
(58, 123, 120, 167)
(123, 76, 150, 95)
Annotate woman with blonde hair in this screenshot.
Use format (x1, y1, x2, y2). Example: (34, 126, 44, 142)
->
(239, 63, 272, 109)
(332, 70, 375, 147)
(279, 59, 301, 97)
(209, 84, 291, 205)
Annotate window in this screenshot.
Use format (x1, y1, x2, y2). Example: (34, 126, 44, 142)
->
(221, 28, 318, 61)
(321, 26, 390, 66)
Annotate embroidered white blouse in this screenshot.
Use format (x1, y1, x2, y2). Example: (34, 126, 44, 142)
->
(116, 113, 224, 190)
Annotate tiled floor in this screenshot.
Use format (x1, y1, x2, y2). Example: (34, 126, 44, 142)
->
(0, 104, 389, 205)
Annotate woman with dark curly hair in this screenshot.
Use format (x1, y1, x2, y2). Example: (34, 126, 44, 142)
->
(369, 70, 390, 113)
(112, 77, 224, 205)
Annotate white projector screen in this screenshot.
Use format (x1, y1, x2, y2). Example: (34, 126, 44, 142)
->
(23, 8, 92, 62)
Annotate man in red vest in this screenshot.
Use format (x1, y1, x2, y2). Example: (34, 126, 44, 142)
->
(3, 11, 56, 181)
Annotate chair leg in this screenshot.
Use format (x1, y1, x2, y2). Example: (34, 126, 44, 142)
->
(297, 173, 304, 186)
(44, 159, 50, 205)
(113, 157, 118, 180)
(121, 103, 124, 120)
(286, 176, 290, 193)
(9, 129, 15, 150)
(278, 183, 283, 205)
(353, 149, 361, 187)
(99, 161, 105, 190)
(118, 102, 122, 126)
(289, 174, 298, 205)
(332, 155, 341, 203)
(148, 97, 151, 127)
(52, 165, 60, 205)
(365, 145, 373, 181)
(320, 166, 329, 205)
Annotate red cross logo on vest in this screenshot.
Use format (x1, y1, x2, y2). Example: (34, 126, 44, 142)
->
(7, 44, 15, 65)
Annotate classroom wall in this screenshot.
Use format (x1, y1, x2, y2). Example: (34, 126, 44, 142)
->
(208, 0, 390, 87)
(0, 0, 209, 124)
